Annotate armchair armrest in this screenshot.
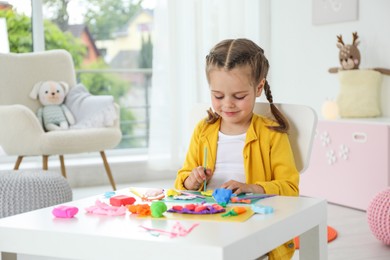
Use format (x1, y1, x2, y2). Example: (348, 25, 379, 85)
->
(0, 104, 44, 155)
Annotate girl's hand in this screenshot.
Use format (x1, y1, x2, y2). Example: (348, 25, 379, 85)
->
(221, 180, 265, 195)
(184, 166, 213, 190)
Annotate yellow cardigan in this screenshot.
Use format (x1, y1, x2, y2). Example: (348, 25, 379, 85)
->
(174, 113, 299, 259)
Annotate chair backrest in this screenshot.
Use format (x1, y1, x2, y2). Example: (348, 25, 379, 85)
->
(253, 102, 317, 173)
(0, 50, 77, 113)
(190, 102, 318, 173)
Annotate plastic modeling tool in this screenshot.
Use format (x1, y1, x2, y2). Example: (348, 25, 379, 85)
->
(203, 147, 207, 192)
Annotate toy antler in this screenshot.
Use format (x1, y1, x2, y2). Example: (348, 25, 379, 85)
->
(337, 35, 344, 46)
(352, 32, 359, 45)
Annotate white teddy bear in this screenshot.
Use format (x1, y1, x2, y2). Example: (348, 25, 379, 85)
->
(29, 81, 75, 131)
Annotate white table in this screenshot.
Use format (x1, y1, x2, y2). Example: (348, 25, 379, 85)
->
(0, 190, 328, 260)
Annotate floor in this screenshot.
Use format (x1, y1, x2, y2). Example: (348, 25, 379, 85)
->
(8, 179, 390, 260)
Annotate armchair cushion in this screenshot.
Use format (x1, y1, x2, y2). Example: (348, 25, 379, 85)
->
(65, 84, 117, 129)
(41, 127, 121, 154)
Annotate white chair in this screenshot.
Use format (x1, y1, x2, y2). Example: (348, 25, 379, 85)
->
(190, 102, 318, 173)
(0, 50, 122, 190)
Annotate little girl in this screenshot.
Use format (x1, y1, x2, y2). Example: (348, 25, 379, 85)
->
(174, 38, 299, 260)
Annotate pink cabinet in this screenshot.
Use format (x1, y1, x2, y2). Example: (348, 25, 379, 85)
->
(300, 119, 390, 211)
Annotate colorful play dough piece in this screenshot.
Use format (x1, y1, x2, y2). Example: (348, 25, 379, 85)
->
(85, 200, 127, 216)
(166, 189, 181, 197)
(251, 204, 274, 214)
(52, 205, 79, 218)
(109, 195, 136, 206)
(212, 188, 233, 206)
(150, 201, 167, 218)
(172, 205, 183, 211)
(221, 206, 247, 217)
(104, 191, 116, 198)
(194, 205, 207, 212)
(127, 204, 151, 216)
(144, 188, 164, 197)
(232, 206, 247, 214)
(200, 190, 213, 197)
(230, 197, 251, 204)
(167, 203, 226, 214)
(185, 204, 196, 211)
(173, 195, 197, 200)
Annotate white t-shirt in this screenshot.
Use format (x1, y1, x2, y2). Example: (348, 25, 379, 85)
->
(207, 131, 246, 189)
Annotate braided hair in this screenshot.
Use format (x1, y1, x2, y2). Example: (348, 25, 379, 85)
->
(205, 38, 289, 133)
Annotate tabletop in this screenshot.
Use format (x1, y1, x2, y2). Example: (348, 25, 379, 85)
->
(0, 188, 328, 260)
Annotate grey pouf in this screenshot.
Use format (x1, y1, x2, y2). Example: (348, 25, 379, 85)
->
(0, 170, 72, 218)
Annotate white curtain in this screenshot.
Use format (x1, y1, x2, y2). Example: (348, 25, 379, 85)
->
(148, 0, 270, 171)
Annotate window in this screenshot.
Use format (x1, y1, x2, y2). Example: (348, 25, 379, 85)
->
(1, 0, 155, 150)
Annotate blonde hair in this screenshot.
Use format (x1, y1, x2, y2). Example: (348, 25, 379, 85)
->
(205, 38, 289, 133)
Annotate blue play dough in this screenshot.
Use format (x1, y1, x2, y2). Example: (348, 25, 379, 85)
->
(212, 188, 233, 206)
(104, 191, 116, 198)
(251, 204, 274, 214)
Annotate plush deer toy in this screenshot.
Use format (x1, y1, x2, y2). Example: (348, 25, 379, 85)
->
(329, 32, 360, 73)
(329, 32, 390, 75)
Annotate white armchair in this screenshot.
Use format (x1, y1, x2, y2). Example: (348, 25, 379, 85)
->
(0, 50, 122, 190)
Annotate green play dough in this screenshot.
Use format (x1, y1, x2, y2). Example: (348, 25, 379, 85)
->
(150, 201, 167, 218)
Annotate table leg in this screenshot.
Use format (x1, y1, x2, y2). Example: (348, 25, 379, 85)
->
(299, 221, 328, 260)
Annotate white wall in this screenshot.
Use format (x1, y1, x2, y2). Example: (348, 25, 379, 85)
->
(270, 0, 390, 118)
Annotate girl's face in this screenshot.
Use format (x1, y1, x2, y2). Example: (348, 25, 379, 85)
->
(209, 66, 263, 133)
